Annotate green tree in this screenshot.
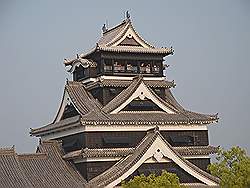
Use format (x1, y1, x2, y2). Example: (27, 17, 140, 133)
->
(122, 170, 182, 188)
(208, 146, 250, 188)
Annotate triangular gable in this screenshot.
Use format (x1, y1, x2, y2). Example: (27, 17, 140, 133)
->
(109, 133, 218, 187)
(110, 82, 175, 114)
(54, 81, 103, 123)
(122, 98, 164, 112)
(53, 88, 80, 123)
(89, 128, 219, 187)
(118, 36, 142, 47)
(106, 20, 154, 48)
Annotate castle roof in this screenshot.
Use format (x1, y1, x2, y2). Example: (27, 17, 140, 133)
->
(0, 128, 220, 187)
(31, 77, 218, 137)
(0, 141, 87, 188)
(64, 19, 173, 66)
(85, 77, 175, 89)
(63, 145, 218, 160)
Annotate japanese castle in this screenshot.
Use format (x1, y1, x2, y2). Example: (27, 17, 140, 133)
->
(0, 14, 220, 187)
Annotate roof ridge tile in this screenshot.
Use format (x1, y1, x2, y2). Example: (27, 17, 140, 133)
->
(0, 147, 15, 155)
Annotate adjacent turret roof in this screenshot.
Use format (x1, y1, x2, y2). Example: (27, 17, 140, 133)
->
(0, 141, 87, 188)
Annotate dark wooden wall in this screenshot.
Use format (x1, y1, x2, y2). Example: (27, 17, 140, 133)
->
(60, 133, 85, 152)
(60, 130, 209, 152)
(74, 159, 210, 183)
(102, 87, 124, 105)
(188, 158, 211, 172)
(161, 130, 209, 146)
(75, 161, 117, 181)
(125, 162, 202, 183)
(84, 131, 146, 148)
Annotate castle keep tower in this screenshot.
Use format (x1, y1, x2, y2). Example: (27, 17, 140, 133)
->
(30, 16, 220, 187)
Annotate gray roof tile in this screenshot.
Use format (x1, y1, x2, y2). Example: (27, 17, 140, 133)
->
(63, 145, 218, 160)
(0, 141, 87, 188)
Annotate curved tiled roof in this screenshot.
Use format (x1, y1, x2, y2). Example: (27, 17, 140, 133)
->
(97, 45, 173, 54)
(0, 148, 33, 188)
(31, 115, 81, 136)
(98, 19, 154, 48)
(101, 76, 218, 121)
(63, 148, 135, 160)
(102, 75, 143, 113)
(85, 78, 175, 89)
(63, 145, 218, 161)
(66, 81, 103, 115)
(98, 20, 129, 46)
(79, 19, 173, 58)
(31, 76, 218, 136)
(0, 141, 87, 188)
(175, 146, 218, 156)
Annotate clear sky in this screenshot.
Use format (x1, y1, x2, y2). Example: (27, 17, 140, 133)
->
(0, 0, 249, 153)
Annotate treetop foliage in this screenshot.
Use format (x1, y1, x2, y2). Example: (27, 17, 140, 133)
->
(122, 170, 182, 188)
(208, 146, 250, 188)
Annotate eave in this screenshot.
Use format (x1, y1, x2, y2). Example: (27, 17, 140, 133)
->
(63, 145, 219, 161)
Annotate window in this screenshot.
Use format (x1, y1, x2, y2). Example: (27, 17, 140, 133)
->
(73, 65, 85, 81)
(104, 59, 113, 73)
(123, 98, 163, 111)
(102, 136, 131, 147)
(152, 62, 161, 73)
(61, 104, 79, 119)
(127, 61, 138, 73)
(114, 60, 125, 73)
(140, 62, 151, 73)
(169, 135, 194, 146)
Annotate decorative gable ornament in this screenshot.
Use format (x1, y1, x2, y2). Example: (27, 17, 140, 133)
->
(110, 81, 175, 114)
(153, 149, 164, 162)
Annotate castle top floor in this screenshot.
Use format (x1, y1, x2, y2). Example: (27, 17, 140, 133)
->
(63, 17, 174, 81)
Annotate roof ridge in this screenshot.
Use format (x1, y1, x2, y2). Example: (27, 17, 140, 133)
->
(102, 75, 143, 113)
(40, 139, 62, 146)
(156, 133, 220, 184)
(105, 20, 131, 47)
(3, 148, 35, 187)
(103, 19, 128, 35)
(105, 19, 155, 48)
(147, 86, 180, 113)
(0, 146, 15, 155)
(66, 81, 103, 115)
(31, 115, 81, 134)
(66, 80, 82, 86)
(88, 127, 158, 187)
(18, 153, 48, 160)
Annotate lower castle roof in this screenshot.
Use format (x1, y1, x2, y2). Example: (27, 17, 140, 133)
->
(0, 128, 220, 187)
(63, 145, 218, 160)
(0, 141, 87, 188)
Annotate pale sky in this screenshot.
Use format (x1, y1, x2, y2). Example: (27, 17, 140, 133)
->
(0, 0, 249, 153)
